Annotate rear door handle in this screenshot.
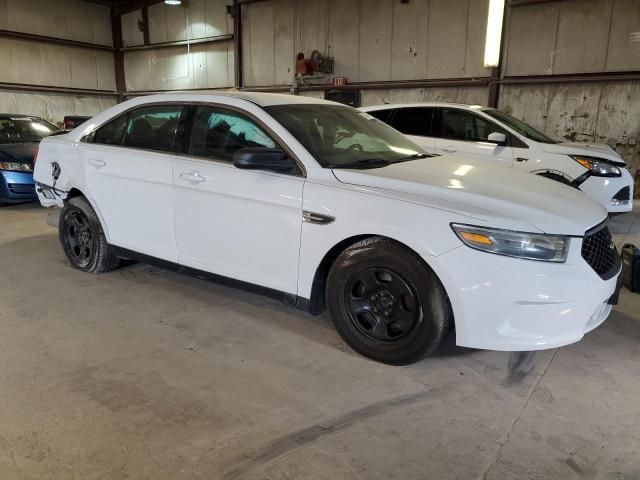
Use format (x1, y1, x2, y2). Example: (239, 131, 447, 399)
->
(88, 158, 106, 168)
(179, 171, 206, 184)
(441, 146, 457, 153)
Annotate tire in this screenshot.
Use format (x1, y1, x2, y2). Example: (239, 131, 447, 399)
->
(326, 237, 452, 365)
(538, 172, 574, 187)
(59, 196, 120, 273)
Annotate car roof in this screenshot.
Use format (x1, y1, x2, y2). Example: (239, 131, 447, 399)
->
(360, 102, 489, 111)
(134, 90, 335, 107)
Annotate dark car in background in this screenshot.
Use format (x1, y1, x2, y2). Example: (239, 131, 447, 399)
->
(63, 115, 91, 130)
(0, 115, 59, 204)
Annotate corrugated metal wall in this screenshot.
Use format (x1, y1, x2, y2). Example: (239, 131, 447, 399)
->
(241, 0, 491, 87)
(121, 0, 234, 92)
(0, 0, 116, 126)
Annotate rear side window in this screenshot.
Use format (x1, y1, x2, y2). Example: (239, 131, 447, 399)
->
(366, 109, 394, 124)
(190, 106, 276, 161)
(442, 108, 507, 142)
(122, 105, 184, 152)
(93, 114, 128, 145)
(390, 107, 435, 137)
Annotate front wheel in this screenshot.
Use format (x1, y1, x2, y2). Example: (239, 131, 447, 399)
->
(326, 237, 452, 365)
(59, 196, 120, 273)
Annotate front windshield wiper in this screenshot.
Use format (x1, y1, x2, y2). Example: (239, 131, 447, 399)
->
(394, 153, 431, 162)
(330, 158, 391, 169)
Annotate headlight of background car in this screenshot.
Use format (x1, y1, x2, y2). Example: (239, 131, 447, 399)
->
(570, 155, 621, 177)
(451, 224, 570, 262)
(0, 161, 33, 172)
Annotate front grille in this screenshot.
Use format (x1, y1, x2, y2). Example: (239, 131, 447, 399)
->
(581, 223, 621, 280)
(7, 183, 35, 195)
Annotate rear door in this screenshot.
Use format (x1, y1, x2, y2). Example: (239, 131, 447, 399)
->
(172, 105, 304, 294)
(435, 107, 515, 167)
(82, 104, 185, 261)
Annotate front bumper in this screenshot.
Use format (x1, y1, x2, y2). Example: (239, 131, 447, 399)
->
(578, 168, 634, 214)
(427, 239, 619, 351)
(0, 170, 37, 203)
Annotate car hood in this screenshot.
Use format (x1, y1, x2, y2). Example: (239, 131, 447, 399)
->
(332, 156, 607, 236)
(0, 143, 37, 164)
(539, 141, 625, 165)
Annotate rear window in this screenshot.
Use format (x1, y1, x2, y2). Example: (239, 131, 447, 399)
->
(390, 107, 436, 137)
(0, 117, 58, 143)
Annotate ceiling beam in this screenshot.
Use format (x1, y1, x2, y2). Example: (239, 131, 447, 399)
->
(112, 0, 164, 16)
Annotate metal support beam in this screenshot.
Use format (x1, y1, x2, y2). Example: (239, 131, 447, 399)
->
(113, 0, 164, 16)
(111, 12, 126, 102)
(120, 34, 233, 52)
(232, 0, 243, 88)
(0, 82, 117, 96)
(500, 71, 640, 85)
(140, 7, 150, 45)
(0, 29, 114, 51)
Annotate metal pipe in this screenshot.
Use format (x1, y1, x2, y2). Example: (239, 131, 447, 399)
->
(501, 72, 640, 85)
(111, 11, 126, 102)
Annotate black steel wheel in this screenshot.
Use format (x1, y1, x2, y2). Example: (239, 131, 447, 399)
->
(327, 237, 452, 365)
(345, 267, 421, 342)
(59, 196, 120, 273)
(62, 210, 95, 268)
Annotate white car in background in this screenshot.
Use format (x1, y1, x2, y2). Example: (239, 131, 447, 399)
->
(34, 92, 621, 365)
(361, 103, 634, 214)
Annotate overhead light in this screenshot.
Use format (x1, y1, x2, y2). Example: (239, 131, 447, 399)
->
(483, 0, 505, 67)
(164, 0, 181, 4)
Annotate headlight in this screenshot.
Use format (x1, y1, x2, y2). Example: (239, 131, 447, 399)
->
(570, 155, 621, 177)
(451, 224, 570, 262)
(0, 161, 33, 172)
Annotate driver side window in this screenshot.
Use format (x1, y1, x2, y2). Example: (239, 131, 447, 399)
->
(190, 106, 276, 161)
(442, 108, 508, 143)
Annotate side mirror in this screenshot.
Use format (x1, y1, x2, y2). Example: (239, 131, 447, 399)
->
(487, 132, 507, 146)
(233, 147, 296, 173)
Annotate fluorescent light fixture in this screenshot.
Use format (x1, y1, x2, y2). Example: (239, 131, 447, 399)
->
(164, 0, 181, 4)
(484, 0, 505, 67)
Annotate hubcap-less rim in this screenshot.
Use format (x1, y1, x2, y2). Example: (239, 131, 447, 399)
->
(345, 267, 421, 342)
(64, 211, 94, 267)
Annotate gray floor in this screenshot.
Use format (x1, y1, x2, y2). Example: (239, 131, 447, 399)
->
(1, 201, 639, 480)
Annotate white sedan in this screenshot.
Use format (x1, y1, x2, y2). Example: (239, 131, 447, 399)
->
(34, 92, 621, 365)
(361, 103, 634, 214)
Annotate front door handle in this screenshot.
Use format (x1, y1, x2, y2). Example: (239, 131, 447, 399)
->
(179, 171, 206, 184)
(88, 158, 106, 168)
(441, 146, 457, 153)
(516, 157, 529, 163)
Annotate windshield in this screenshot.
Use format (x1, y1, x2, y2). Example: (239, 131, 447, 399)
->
(265, 104, 430, 168)
(483, 109, 558, 144)
(0, 117, 59, 143)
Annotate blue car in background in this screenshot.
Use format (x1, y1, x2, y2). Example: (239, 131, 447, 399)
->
(0, 115, 59, 204)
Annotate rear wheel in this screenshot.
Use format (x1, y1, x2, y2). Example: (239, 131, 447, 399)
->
(326, 237, 452, 365)
(59, 196, 120, 273)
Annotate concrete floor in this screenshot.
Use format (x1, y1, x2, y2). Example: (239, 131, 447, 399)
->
(1, 202, 640, 480)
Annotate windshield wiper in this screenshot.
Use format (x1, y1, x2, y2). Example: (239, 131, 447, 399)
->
(394, 153, 431, 162)
(330, 158, 391, 169)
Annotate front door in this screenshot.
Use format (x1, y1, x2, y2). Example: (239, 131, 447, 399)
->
(172, 105, 304, 294)
(435, 108, 514, 167)
(83, 104, 185, 261)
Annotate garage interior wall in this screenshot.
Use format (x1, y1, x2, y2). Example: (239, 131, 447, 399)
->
(0, 0, 117, 127)
(121, 0, 234, 93)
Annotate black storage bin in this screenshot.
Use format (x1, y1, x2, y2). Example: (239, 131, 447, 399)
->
(622, 244, 640, 293)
